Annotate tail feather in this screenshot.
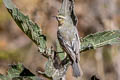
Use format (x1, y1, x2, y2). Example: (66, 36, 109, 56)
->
(72, 61, 83, 77)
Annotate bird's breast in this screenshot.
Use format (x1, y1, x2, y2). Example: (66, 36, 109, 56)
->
(58, 26, 76, 42)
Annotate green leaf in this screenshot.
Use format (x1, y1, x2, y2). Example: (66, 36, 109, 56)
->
(7, 64, 23, 78)
(80, 30, 120, 52)
(0, 64, 41, 80)
(3, 0, 46, 53)
(3, 0, 16, 9)
(0, 64, 23, 80)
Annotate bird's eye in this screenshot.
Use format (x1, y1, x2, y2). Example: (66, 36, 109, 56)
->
(58, 17, 62, 20)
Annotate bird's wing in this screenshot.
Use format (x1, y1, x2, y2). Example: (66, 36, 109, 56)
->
(71, 30, 80, 61)
(57, 31, 76, 61)
(72, 28, 80, 54)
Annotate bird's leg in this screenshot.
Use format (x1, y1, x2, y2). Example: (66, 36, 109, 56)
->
(53, 51, 70, 68)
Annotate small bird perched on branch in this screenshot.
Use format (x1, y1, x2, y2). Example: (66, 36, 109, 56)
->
(56, 0, 83, 77)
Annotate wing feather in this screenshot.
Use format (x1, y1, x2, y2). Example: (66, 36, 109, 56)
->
(57, 31, 76, 61)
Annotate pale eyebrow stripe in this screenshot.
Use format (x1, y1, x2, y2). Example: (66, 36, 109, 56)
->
(58, 15, 66, 19)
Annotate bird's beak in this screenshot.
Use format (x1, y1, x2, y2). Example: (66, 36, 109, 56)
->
(52, 16, 57, 18)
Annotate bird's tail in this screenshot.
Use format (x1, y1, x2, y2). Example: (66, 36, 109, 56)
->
(72, 61, 83, 77)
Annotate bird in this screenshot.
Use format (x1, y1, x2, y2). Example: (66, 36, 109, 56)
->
(56, 0, 83, 77)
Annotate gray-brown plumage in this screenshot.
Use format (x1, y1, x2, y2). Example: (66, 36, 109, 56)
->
(56, 0, 83, 77)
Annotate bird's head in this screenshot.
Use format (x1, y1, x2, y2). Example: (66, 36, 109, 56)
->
(56, 15, 66, 26)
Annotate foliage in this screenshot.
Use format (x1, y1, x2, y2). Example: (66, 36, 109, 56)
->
(3, 0, 46, 53)
(81, 30, 120, 52)
(0, 64, 40, 80)
(3, 0, 66, 79)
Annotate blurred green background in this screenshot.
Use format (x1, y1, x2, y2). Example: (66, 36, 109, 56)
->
(0, 0, 120, 80)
